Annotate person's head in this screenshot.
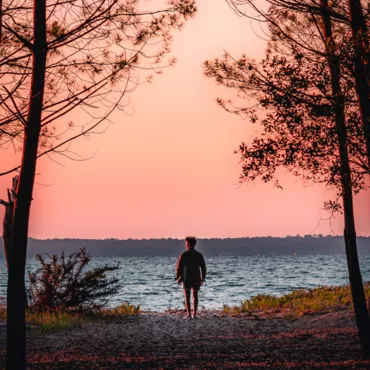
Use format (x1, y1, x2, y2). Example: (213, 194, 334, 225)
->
(185, 236, 197, 250)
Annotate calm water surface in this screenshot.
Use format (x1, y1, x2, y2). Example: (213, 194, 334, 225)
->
(0, 255, 369, 311)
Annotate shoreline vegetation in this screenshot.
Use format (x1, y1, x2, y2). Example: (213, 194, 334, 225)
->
(0, 283, 368, 332)
(1, 284, 370, 368)
(223, 283, 370, 318)
(0, 302, 141, 333)
(1, 235, 369, 258)
(1, 285, 370, 369)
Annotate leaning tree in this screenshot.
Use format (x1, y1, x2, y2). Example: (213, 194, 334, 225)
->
(0, 0, 197, 368)
(205, 0, 370, 355)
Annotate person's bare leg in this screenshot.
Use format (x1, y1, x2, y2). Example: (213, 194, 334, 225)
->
(192, 289, 199, 318)
(184, 289, 191, 318)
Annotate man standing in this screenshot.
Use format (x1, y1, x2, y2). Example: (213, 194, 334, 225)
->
(176, 236, 206, 319)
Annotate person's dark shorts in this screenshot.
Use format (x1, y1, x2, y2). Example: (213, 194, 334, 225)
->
(183, 283, 200, 291)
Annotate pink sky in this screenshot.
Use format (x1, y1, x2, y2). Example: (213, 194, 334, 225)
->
(0, 0, 369, 239)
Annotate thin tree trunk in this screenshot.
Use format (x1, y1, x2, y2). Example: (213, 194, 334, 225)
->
(3, 191, 13, 269)
(347, 0, 370, 169)
(0, 0, 2, 43)
(2, 177, 18, 268)
(6, 0, 47, 367)
(321, 0, 370, 356)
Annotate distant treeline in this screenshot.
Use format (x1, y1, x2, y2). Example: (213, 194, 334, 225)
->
(0, 236, 369, 258)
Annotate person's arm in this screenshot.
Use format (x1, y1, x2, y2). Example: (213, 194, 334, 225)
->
(200, 254, 206, 282)
(176, 254, 183, 283)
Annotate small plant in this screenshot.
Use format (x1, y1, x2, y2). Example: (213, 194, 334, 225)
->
(27, 248, 121, 312)
(101, 302, 141, 316)
(0, 304, 6, 320)
(165, 305, 185, 313)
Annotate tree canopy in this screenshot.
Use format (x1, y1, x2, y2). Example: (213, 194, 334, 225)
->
(0, 0, 196, 173)
(204, 1, 369, 213)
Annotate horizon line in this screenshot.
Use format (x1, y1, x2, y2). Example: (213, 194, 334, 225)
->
(25, 234, 370, 241)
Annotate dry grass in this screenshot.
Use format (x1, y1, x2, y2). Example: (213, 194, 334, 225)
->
(223, 282, 370, 317)
(99, 302, 141, 317)
(0, 302, 140, 332)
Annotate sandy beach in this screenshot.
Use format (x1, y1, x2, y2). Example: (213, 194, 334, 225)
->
(1, 309, 370, 369)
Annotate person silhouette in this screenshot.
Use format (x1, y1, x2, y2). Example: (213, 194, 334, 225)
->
(176, 236, 206, 319)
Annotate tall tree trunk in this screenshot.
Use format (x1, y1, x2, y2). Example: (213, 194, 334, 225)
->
(321, 0, 370, 356)
(6, 0, 47, 368)
(347, 0, 370, 169)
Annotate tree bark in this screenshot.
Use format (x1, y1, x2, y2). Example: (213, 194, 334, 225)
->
(321, 0, 370, 356)
(2, 176, 18, 269)
(347, 0, 370, 169)
(6, 0, 47, 368)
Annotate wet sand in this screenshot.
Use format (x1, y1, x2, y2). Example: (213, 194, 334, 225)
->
(1, 310, 370, 369)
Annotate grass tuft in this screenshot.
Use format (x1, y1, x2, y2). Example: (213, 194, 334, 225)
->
(0, 304, 6, 320)
(27, 310, 88, 333)
(100, 302, 141, 316)
(223, 282, 370, 317)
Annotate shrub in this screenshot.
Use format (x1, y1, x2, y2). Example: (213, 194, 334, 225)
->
(27, 248, 121, 312)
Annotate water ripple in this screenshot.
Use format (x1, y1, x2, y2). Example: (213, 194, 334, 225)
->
(0, 254, 369, 311)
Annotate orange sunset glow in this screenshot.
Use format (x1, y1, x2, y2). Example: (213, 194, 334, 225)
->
(0, 0, 369, 239)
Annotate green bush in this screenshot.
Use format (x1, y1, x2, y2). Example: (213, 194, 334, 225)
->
(27, 248, 121, 312)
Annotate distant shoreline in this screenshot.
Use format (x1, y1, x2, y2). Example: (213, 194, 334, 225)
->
(0, 236, 369, 258)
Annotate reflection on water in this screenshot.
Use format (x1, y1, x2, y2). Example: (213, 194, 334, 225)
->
(0, 254, 369, 311)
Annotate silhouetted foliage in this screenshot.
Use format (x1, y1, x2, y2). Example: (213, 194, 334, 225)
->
(204, 5, 369, 214)
(0, 0, 197, 164)
(27, 248, 121, 312)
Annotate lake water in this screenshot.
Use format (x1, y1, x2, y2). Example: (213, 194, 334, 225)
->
(1, 254, 369, 311)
